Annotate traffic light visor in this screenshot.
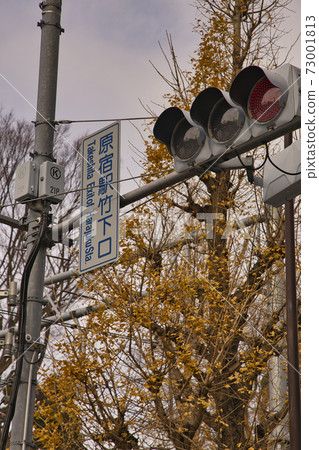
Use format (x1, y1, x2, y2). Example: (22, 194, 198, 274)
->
(153, 107, 185, 155)
(230, 66, 287, 124)
(208, 97, 245, 143)
(153, 106, 206, 163)
(171, 118, 205, 161)
(190, 87, 245, 145)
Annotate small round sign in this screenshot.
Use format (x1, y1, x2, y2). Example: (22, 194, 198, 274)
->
(50, 166, 61, 180)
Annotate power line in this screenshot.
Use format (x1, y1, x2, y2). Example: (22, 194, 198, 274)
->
(53, 116, 156, 125)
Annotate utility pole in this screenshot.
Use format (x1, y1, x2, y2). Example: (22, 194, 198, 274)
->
(9, 1, 63, 448)
(267, 133, 301, 449)
(267, 207, 289, 449)
(284, 134, 301, 450)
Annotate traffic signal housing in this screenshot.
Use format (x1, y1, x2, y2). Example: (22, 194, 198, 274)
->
(153, 64, 301, 173)
(190, 87, 252, 155)
(229, 64, 301, 137)
(153, 106, 214, 173)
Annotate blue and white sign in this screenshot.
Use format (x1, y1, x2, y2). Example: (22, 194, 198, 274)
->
(79, 122, 120, 274)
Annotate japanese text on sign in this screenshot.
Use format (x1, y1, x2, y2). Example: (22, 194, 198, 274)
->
(79, 123, 120, 273)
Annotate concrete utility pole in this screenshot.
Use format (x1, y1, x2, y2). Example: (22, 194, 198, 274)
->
(267, 134, 300, 450)
(10, 1, 63, 448)
(267, 210, 289, 449)
(284, 134, 301, 450)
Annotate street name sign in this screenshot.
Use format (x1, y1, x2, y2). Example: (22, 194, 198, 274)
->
(79, 122, 120, 274)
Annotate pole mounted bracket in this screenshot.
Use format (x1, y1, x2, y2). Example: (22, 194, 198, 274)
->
(245, 166, 255, 184)
(0, 281, 18, 306)
(32, 119, 56, 128)
(37, 20, 64, 33)
(25, 334, 45, 349)
(33, 152, 56, 163)
(0, 289, 9, 299)
(39, 0, 62, 11)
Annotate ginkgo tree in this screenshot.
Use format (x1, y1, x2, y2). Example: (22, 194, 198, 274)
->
(34, 1, 300, 449)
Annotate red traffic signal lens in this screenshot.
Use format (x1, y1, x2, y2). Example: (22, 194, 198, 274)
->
(171, 118, 205, 161)
(208, 98, 244, 144)
(249, 77, 282, 123)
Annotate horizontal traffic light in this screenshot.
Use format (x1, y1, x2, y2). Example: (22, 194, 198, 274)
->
(153, 64, 301, 173)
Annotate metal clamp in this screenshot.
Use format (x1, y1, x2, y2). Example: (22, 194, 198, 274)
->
(0, 281, 18, 306)
(37, 20, 64, 33)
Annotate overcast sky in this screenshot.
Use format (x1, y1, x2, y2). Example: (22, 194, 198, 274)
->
(1, 1, 300, 193)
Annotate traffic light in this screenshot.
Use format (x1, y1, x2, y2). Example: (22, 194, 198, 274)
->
(190, 87, 252, 155)
(229, 64, 301, 137)
(153, 64, 301, 173)
(153, 106, 213, 173)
